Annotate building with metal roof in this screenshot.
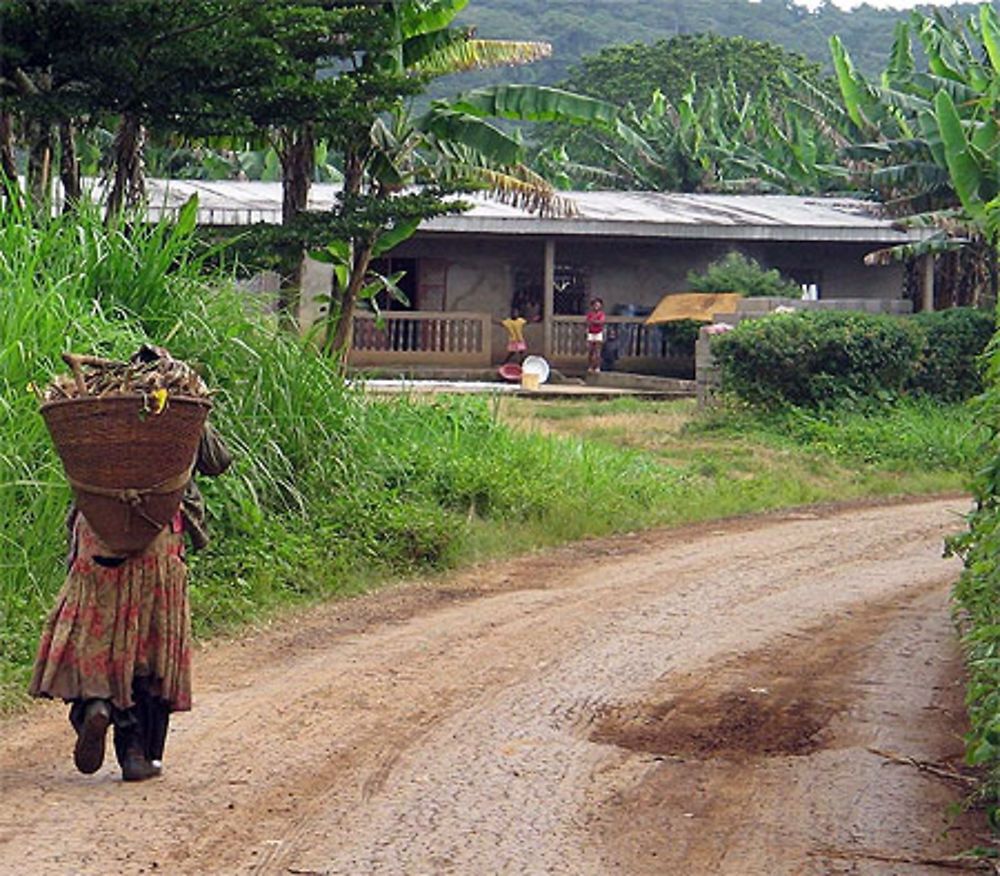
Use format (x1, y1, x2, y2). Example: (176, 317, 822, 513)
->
(141, 180, 933, 376)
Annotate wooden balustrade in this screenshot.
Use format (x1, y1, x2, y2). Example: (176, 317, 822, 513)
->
(348, 311, 688, 372)
(551, 316, 690, 361)
(349, 311, 492, 367)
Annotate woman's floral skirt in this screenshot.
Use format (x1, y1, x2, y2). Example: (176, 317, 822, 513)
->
(29, 515, 192, 712)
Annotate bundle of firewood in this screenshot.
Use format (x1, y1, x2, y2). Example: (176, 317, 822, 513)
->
(43, 350, 209, 401)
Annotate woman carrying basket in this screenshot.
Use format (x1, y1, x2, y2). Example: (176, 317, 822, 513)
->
(29, 346, 231, 782)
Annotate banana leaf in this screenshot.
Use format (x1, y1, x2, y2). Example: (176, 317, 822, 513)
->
(444, 86, 618, 129)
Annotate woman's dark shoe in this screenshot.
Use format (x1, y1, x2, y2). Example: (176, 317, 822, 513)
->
(73, 699, 111, 774)
(121, 744, 158, 782)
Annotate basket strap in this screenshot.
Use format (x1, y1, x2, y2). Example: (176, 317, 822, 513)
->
(67, 464, 194, 531)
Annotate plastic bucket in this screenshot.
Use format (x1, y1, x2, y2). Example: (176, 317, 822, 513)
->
(521, 355, 550, 384)
(521, 372, 540, 391)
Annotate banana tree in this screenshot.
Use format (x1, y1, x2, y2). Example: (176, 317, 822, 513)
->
(831, 8, 1000, 211)
(826, 8, 1000, 305)
(538, 75, 847, 196)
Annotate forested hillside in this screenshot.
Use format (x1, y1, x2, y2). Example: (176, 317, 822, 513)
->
(446, 0, 977, 91)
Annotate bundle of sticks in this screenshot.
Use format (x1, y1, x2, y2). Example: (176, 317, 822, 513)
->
(43, 350, 210, 401)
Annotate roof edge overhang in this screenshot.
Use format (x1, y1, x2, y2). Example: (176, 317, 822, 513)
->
(418, 216, 929, 245)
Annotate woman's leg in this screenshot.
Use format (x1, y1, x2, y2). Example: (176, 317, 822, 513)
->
(111, 677, 161, 781)
(69, 698, 111, 774)
(134, 675, 170, 770)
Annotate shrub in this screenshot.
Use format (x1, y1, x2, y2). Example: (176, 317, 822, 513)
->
(686, 251, 801, 298)
(710, 309, 923, 407)
(658, 319, 701, 355)
(948, 316, 1000, 809)
(908, 307, 994, 402)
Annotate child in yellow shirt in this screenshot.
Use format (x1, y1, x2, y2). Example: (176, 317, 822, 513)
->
(501, 310, 528, 364)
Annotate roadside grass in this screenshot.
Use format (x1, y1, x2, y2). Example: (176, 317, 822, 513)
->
(498, 396, 977, 502)
(5, 385, 974, 712)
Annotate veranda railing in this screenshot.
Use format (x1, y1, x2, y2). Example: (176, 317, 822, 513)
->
(349, 311, 492, 367)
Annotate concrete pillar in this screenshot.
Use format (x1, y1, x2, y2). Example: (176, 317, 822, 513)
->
(695, 327, 720, 408)
(543, 238, 555, 358)
(921, 253, 935, 313)
(298, 253, 334, 339)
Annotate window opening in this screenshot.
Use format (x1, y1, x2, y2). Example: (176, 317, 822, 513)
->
(553, 264, 587, 315)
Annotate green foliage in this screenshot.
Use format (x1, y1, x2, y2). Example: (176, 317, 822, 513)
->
(948, 299, 1000, 806)
(686, 252, 802, 298)
(908, 307, 994, 401)
(531, 38, 846, 194)
(558, 33, 828, 110)
(447, 0, 964, 93)
(825, 4, 1000, 285)
(709, 302, 994, 407)
(711, 310, 924, 408)
(711, 305, 993, 413)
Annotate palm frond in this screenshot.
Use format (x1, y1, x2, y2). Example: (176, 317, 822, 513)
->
(863, 232, 965, 265)
(446, 85, 617, 128)
(409, 38, 550, 77)
(438, 160, 577, 217)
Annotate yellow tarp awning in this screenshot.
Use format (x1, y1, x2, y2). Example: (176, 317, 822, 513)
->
(644, 292, 744, 325)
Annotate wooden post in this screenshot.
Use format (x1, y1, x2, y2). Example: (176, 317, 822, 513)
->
(543, 239, 555, 358)
(921, 254, 935, 313)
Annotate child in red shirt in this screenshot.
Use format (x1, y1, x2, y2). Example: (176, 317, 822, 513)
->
(585, 298, 605, 373)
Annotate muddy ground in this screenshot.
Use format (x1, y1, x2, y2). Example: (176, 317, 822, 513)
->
(0, 496, 995, 874)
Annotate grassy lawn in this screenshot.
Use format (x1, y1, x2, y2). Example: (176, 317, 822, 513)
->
(496, 396, 974, 509)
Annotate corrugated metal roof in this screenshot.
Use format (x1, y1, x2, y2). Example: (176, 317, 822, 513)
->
(140, 180, 929, 244)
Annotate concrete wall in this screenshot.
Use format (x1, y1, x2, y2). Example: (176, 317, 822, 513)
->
(391, 233, 908, 318)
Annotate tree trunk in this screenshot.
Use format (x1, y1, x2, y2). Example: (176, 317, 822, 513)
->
(322, 146, 372, 360)
(58, 119, 81, 212)
(275, 125, 316, 327)
(279, 124, 314, 225)
(26, 117, 53, 214)
(326, 241, 374, 361)
(106, 112, 145, 217)
(12, 66, 53, 214)
(0, 110, 22, 207)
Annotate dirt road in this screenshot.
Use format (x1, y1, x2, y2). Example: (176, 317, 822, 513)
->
(0, 497, 992, 874)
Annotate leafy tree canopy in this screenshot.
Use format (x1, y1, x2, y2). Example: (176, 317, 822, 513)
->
(530, 34, 846, 195)
(558, 33, 829, 108)
(687, 252, 802, 298)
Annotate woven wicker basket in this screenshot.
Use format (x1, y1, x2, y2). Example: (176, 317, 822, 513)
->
(41, 394, 212, 554)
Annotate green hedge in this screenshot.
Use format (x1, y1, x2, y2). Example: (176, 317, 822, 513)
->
(909, 308, 994, 402)
(711, 308, 993, 408)
(711, 310, 923, 407)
